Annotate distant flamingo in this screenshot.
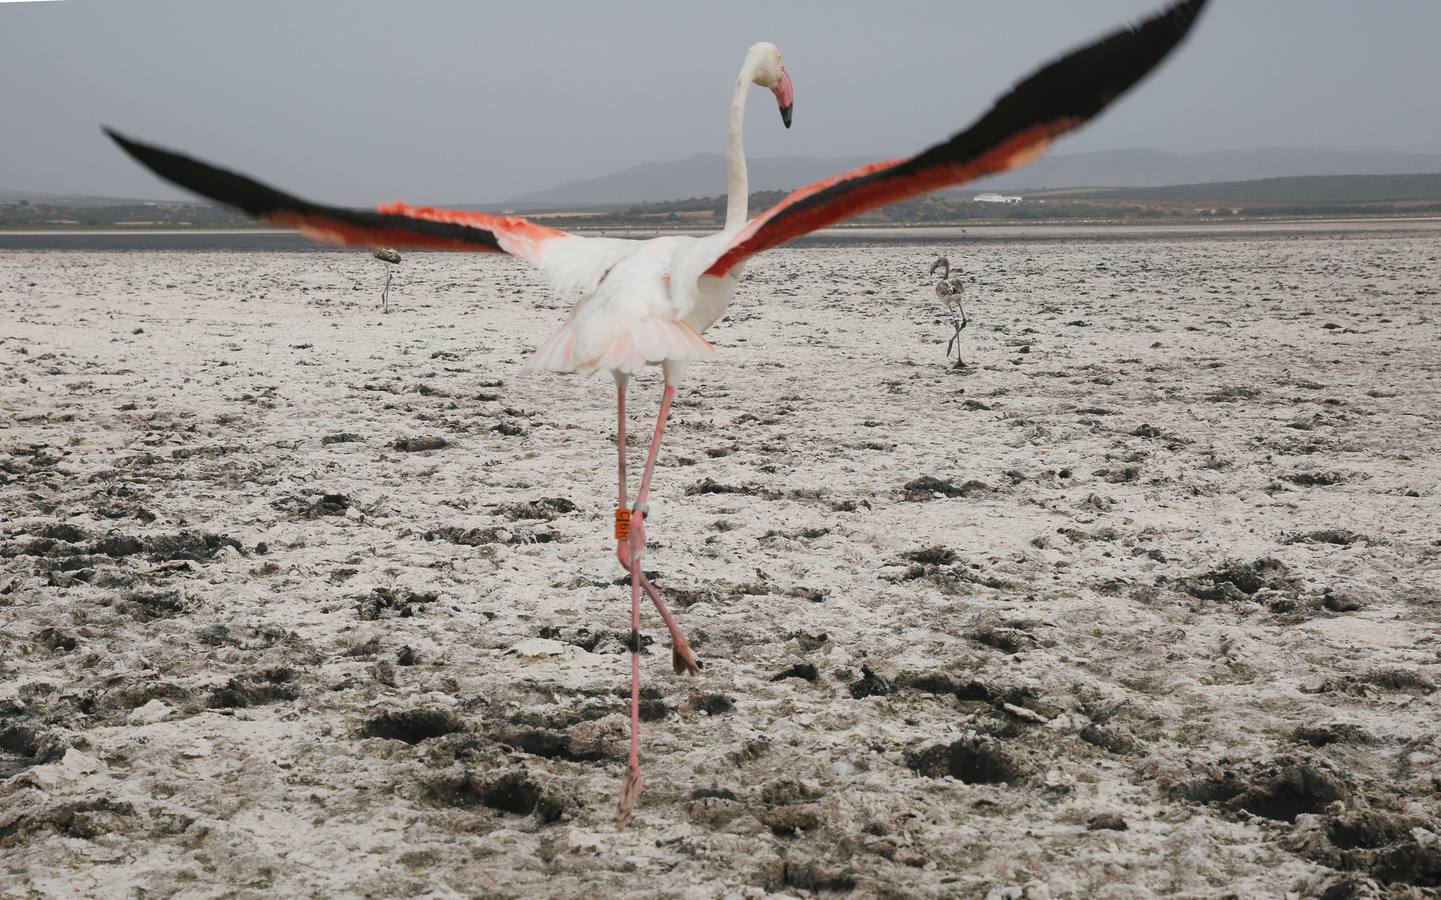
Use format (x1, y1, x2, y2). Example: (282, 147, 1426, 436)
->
(931, 256, 969, 365)
(371, 246, 401, 312)
(104, 0, 1206, 827)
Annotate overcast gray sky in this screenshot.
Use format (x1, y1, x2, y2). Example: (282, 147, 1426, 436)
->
(4, 0, 1439, 203)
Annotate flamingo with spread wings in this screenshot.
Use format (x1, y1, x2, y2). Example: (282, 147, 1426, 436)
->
(106, 0, 1206, 826)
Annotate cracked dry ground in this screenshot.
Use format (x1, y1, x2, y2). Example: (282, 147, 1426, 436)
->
(1, 228, 1439, 898)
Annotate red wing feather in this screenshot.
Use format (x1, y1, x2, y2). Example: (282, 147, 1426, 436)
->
(705, 0, 1207, 277)
(104, 129, 565, 258)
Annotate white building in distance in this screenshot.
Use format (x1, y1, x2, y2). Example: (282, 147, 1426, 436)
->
(973, 192, 1023, 204)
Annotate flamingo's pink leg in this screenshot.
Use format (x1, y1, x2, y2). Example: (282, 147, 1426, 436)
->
(628, 384, 700, 675)
(617, 505, 645, 826)
(616, 379, 703, 827)
(613, 380, 700, 675)
(633, 383, 674, 510)
(615, 374, 644, 827)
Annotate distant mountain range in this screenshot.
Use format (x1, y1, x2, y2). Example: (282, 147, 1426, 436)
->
(0, 188, 183, 208)
(504, 147, 1441, 208)
(1069, 173, 1441, 204)
(8, 147, 1441, 213)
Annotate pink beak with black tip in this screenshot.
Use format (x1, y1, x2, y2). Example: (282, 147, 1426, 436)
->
(772, 64, 793, 128)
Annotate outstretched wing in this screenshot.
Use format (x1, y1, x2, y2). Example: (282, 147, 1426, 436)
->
(104, 128, 566, 259)
(704, 0, 1207, 277)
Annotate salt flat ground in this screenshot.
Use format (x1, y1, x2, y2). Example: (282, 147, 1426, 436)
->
(1, 224, 1439, 898)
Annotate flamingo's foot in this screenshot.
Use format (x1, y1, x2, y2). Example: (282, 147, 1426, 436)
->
(636, 571, 701, 674)
(615, 766, 645, 829)
(672, 637, 702, 675)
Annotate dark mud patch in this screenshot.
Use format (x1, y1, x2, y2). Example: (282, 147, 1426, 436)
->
(1079, 723, 1138, 755)
(37, 523, 86, 543)
(1205, 385, 1263, 403)
(685, 477, 771, 498)
(761, 860, 857, 894)
(1295, 810, 1441, 888)
(207, 669, 301, 710)
(1285, 529, 1369, 547)
(659, 580, 772, 609)
(907, 737, 1027, 784)
(848, 666, 893, 699)
(492, 497, 576, 522)
(1363, 668, 1436, 693)
(362, 708, 465, 745)
(772, 663, 819, 683)
(1369, 844, 1441, 888)
(902, 476, 992, 501)
(271, 492, 350, 518)
(0, 798, 138, 846)
(504, 699, 613, 732)
(758, 526, 832, 544)
(136, 531, 243, 562)
(104, 679, 196, 717)
(35, 627, 78, 653)
(685, 787, 744, 828)
(1287, 471, 1349, 487)
(1171, 759, 1347, 822)
(538, 625, 651, 655)
(1094, 465, 1144, 484)
(426, 524, 560, 546)
(0, 720, 65, 779)
(1306, 668, 1436, 697)
(894, 671, 961, 695)
(495, 726, 608, 762)
(693, 694, 734, 716)
(354, 587, 439, 621)
(1322, 589, 1367, 613)
(120, 590, 190, 622)
(1292, 722, 1370, 747)
(902, 546, 957, 566)
(393, 435, 448, 452)
(1088, 813, 1129, 831)
(426, 770, 565, 822)
(759, 804, 823, 838)
(886, 560, 1013, 591)
(759, 778, 825, 807)
(969, 621, 1040, 654)
(691, 787, 737, 801)
(3, 529, 241, 564)
(1174, 557, 1304, 603)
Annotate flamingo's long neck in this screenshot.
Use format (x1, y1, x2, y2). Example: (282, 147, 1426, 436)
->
(724, 57, 757, 232)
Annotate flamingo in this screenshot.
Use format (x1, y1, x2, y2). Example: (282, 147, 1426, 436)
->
(103, 0, 1206, 827)
(371, 246, 401, 312)
(930, 256, 969, 365)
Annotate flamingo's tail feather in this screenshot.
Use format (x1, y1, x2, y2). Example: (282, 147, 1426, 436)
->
(527, 319, 716, 376)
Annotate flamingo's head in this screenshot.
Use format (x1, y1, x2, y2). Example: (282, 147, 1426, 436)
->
(747, 42, 793, 129)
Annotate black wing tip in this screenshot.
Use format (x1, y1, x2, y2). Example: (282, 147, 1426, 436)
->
(100, 125, 291, 218)
(1050, 0, 1209, 122)
(101, 126, 173, 174)
(101, 125, 138, 154)
(1134, 0, 1210, 57)
(1164, 0, 1209, 26)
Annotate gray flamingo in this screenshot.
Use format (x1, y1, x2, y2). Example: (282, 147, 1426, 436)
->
(930, 256, 969, 366)
(372, 247, 401, 312)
